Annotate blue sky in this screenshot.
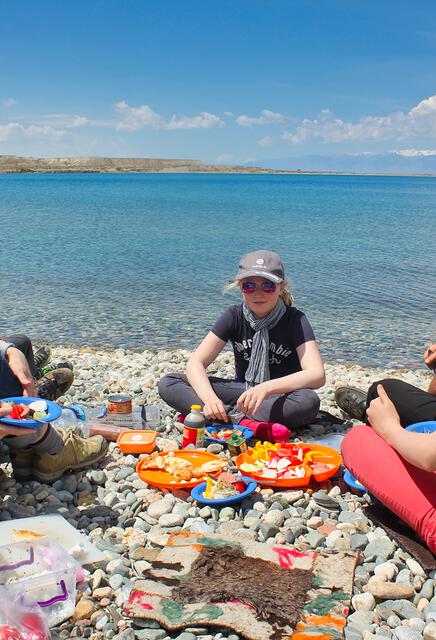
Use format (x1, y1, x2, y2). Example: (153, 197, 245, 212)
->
(1, 0, 436, 164)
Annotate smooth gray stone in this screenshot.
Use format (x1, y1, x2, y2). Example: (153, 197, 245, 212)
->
(345, 627, 363, 640)
(133, 630, 167, 640)
(347, 610, 376, 632)
(364, 538, 396, 559)
(351, 534, 369, 550)
(377, 600, 422, 621)
(425, 604, 436, 623)
(305, 530, 325, 548)
(259, 523, 279, 540)
(396, 569, 412, 584)
(393, 627, 423, 640)
(420, 580, 435, 601)
(338, 511, 367, 525)
(387, 615, 402, 628)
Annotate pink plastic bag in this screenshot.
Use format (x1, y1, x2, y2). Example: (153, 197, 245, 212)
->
(0, 586, 51, 640)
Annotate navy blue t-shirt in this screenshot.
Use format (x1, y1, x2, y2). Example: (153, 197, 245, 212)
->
(211, 304, 316, 382)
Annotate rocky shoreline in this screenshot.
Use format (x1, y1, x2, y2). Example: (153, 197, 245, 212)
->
(0, 346, 434, 640)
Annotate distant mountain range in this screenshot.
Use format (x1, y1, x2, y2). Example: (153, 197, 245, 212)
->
(2, 152, 436, 175)
(244, 151, 436, 175)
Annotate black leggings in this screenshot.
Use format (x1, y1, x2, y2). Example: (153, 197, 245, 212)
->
(367, 378, 436, 427)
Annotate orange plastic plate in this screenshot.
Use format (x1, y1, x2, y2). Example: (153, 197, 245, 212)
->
(117, 430, 157, 454)
(235, 442, 342, 487)
(136, 450, 226, 489)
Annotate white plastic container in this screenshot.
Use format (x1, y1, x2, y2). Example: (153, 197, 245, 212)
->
(0, 538, 79, 627)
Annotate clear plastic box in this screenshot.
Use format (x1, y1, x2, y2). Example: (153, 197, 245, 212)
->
(0, 538, 79, 627)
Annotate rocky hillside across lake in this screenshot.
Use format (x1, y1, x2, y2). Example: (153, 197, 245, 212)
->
(0, 155, 293, 174)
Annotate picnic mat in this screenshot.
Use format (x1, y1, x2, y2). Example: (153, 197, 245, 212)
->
(125, 531, 358, 640)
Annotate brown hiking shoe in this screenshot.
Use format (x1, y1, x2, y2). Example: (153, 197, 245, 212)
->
(334, 386, 367, 421)
(35, 368, 74, 400)
(9, 448, 34, 481)
(32, 429, 109, 483)
(34, 345, 52, 369)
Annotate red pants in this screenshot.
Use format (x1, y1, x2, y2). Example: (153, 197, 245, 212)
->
(341, 425, 436, 554)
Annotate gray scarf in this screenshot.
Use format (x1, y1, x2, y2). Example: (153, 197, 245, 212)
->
(243, 298, 287, 387)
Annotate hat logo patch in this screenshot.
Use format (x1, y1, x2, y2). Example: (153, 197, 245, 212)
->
(256, 258, 264, 265)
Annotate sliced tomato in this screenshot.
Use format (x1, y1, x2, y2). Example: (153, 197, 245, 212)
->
(233, 481, 246, 493)
(9, 405, 24, 420)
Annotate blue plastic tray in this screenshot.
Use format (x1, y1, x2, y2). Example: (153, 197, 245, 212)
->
(191, 475, 257, 506)
(343, 468, 366, 492)
(205, 425, 254, 445)
(406, 421, 436, 434)
(0, 396, 62, 429)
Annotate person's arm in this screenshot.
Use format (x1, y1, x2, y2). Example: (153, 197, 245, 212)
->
(367, 384, 436, 472)
(4, 346, 36, 396)
(424, 344, 436, 395)
(237, 340, 325, 416)
(185, 332, 228, 422)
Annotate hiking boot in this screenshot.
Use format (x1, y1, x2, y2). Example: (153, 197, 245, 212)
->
(34, 345, 52, 369)
(41, 360, 74, 375)
(334, 386, 367, 421)
(35, 368, 74, 400)
(32, 429, 109, 482)
(9, 448, 34, 481)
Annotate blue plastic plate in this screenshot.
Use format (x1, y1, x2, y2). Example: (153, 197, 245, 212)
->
(0, 396, 62, 429)
(343, 468, 366, 492)
(191, 475, 257, 506)
(406, 421, 436, 434)
(205, 425, 254, 445)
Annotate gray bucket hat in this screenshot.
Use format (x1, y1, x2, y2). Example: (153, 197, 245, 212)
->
(235, 250, 285, 283)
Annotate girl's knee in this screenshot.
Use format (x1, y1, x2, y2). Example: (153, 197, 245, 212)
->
(341, 425, 370, 464)
(157, 374, 173, 401)
(157, 372, 185, 401)
(367, 378, 406, 402)
(291, 389, 320, 426)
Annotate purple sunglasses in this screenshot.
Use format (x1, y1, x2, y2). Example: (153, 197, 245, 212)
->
(241, 280, 277, 294)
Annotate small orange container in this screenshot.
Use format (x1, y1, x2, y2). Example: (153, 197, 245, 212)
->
(116, 430, 157, 454)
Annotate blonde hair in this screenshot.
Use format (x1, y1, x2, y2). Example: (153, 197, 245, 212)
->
(224, 279, 294, 306)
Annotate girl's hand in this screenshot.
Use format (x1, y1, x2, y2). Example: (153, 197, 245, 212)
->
(202, 397, 228, 423)
(424, 344, 436, 371)
(6, 347, 36, 396)
(236, 383, 270, 417)
(366, 384, 402, 443)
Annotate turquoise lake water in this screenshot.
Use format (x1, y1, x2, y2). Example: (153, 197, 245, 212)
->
(0, 173, 434, 368)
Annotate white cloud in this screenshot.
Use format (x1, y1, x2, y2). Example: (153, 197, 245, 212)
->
(166, 112, 224, 130)
(282, 94, 436, 145)
(115, 101, 224, 131)
(236, 109, 289, 127)
(392, 148, 436, 157)
(0, 122, 68, 142)
(115, 101, 163, 131)
(258, 135, 274, 147)
(216, 153, 233, 162)
(2, 98, 16, 107)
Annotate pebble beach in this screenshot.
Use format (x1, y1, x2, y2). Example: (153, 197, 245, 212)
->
(0, 346, 435, 640)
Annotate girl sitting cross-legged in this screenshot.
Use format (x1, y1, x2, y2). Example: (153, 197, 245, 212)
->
(158, 249, 325, 442)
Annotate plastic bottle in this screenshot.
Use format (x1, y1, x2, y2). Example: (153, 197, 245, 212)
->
(54, 404, 90, 437)
(182, 404, 205, 448)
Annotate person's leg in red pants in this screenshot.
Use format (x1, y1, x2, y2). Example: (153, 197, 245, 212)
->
(341, 425, 436, 554)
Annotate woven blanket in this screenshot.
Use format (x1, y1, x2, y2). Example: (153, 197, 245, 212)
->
(125, 532, 358, 640)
